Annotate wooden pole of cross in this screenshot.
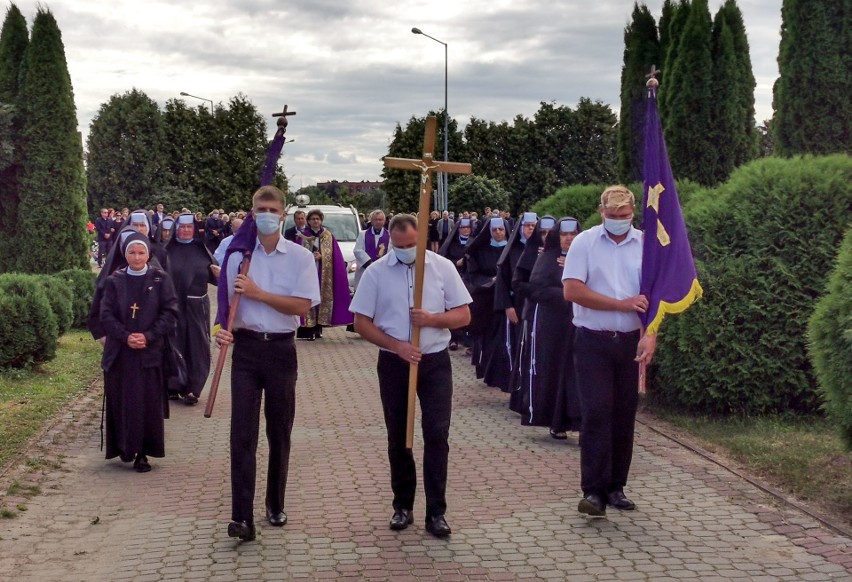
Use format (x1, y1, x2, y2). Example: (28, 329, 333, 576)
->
(382, 115, 472, 449)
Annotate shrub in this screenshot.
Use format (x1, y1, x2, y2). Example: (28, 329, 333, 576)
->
(650, 154, 852, 414)
(55, 268, 95, 328)
(808, 227, 852, 449)
(34, 275, 74, 335)
(0, 273, 58, 368)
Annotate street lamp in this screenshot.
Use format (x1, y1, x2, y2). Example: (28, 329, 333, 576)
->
(411, 27, 449, 212)
(179, 91, 214, 115)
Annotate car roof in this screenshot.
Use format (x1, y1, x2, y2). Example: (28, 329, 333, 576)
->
(285, 204, 356, 214)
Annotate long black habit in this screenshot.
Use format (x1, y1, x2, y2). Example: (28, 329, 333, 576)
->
(465, 217, 508, 381)
(88, 222, 166, 340)
(100, 237, 179, 462)
(439, 219, 473, 347)
(164, 215, 218, 398)
(519, 217, 582, 432)
(509, 217, 555, 414)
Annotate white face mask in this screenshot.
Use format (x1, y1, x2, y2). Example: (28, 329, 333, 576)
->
(394, 246, 416, 265)
(604, 217, 632, 236)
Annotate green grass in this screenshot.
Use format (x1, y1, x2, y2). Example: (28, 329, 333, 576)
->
(0, 330, 102, 470)
(653, 410, 852, 525)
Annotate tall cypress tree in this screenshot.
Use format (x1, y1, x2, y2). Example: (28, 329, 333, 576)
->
(657, 0, 677, 88)
(17, 8, 87, 273)
(664, 0, 716, 185)
(773, 0, 850, 156)
(721, 0, 757, 166)
(617, 3, 660, 183)
(0, 4, 28, 272)
(659, 0, 690, 121)
(710, 10, 740, 183)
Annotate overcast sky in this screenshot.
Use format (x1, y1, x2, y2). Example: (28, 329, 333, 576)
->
(15, 0, 782, 187)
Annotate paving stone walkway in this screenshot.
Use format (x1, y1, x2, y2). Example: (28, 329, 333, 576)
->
(0, 328, 850, 581)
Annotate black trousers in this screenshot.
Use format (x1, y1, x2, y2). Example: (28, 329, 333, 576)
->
(230, 334, 297, 524)
(377, 349, 453, 519)
(573, 328, 640, 497)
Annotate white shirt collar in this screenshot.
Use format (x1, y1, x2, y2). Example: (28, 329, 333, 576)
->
(387, 249, 433, 266)
(255, 235, 288, 256)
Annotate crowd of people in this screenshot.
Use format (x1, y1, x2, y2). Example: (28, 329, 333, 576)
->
(87, 183, 656, 540)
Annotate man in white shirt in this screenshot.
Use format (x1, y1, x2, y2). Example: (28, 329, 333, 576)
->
(350, 214, 472, 537)
(215, 186, 321, 541)
(562, 185, 657, 518)
(213, 217, 243, 266)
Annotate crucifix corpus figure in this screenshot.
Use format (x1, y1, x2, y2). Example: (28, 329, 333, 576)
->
(382, 116, 472, 449)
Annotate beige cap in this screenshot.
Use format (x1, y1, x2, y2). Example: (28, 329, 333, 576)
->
(600, 185, 635, 209)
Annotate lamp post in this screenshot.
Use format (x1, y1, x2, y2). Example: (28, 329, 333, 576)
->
(179, 91, 214, 115)
(411, 27, 449, 212)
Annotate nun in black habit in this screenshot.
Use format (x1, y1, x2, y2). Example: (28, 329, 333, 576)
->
(164, 213, 219, 404)
(88, 211, 166, 341)
(438, 217, 474, 350)
(509, 216, 555, 413)
(491, 212, 537, 392)
(520, 217, 583, 438)
(100, 233, 179, 471)
(465, 217, 508, 380)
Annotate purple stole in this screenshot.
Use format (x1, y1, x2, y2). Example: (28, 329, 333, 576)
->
(364, 228, 390, 261)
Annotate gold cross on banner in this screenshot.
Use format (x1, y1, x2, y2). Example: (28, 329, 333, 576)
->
(382, 115, 472, 449)
(130, 302, 140, 319)
(647, 182, 670, 247)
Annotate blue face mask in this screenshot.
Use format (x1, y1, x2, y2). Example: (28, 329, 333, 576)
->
(255, 212, 281, 235)
(604, 217, 632, 236)
(490, 239, 508, 248)
(394, 246, 416, 265)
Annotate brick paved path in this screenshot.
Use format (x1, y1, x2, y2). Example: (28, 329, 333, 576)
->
(0, 328, 850, 581)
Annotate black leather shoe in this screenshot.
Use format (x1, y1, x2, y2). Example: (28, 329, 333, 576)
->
(607, 490, 636, 510)
(182, 393, 198, 405)
(133, 454, 151, 473)
(227, 520, 256, 541)
(389, 508, 413, 530)
(578, 493, 606, 517)
(425, 515, 452, 537)
(266, 508, 287, 527)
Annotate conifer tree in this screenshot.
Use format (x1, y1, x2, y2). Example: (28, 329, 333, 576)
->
(617, 3, 660, 183)
(721, 0, 757, 166)
(663, 0, 716, 185)
(657, 0, 677, 87)
(659, 0, 690, 121)
(710, 11, 740, 182)
(16, 8, 87, 273)
(0, 4, 28, 272)
(773, 0, 850, 156)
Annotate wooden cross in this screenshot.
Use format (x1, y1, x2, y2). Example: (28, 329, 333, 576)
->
(272, 105, 296, 130)
(382, 115, 472, 449)
(130, 303, 140, 319)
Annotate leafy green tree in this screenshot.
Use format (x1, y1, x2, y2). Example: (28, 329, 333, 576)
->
(773, 0, 850, 156)
(617, 3, 660, 183)
(16, 8, 87, 273)
(663, 0, 716, 185)
(86, 89, 167, 212)
(448, 175, 510, 214)
(0, 4, 28, 272)
(215, 94, 270, 211)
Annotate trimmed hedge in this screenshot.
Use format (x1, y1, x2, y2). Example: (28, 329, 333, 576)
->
(56, 268, 95, 328)
(808, 227, 852, 449)
(532, 179, 703, 229)
(650, 154, 852, 414)
(35, 274, 74, 334)
(0, 273, 58, 368)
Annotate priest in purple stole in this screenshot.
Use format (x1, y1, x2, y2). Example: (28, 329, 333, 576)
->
(295, 208, 353, 339)
(353, 210, 390, 288)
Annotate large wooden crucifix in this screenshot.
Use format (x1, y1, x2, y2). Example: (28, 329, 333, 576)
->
(383, 115, 472, 449)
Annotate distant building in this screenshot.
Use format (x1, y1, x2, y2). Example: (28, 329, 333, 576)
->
(317, 180, 384, 197)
